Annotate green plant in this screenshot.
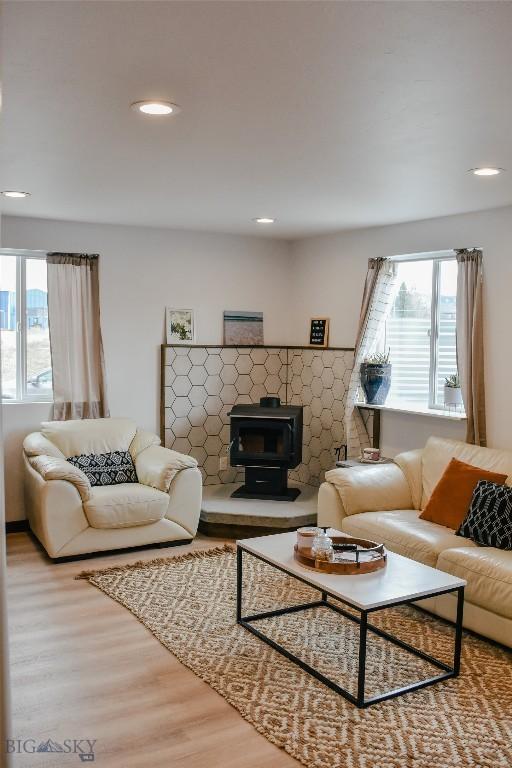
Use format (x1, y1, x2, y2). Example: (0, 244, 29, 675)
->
(444, 373, 460, 388)
(364, 349, 391, 365)
(170, 321, 190, 341)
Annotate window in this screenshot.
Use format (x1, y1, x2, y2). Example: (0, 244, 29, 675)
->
(0, 250, 52, 402)
(379, 252, 460, 411)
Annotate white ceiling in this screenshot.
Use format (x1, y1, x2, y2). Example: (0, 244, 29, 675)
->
(2, 1, 512, 239)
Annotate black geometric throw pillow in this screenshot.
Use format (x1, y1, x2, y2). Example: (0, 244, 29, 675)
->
(457, 480, 512, 550)
(68, 451, 138, 487)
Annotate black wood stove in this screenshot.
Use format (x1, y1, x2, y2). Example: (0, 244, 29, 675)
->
(229, 397, 303, 501)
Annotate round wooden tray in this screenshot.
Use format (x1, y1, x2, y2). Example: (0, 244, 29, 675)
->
(294, 535, 387, 575)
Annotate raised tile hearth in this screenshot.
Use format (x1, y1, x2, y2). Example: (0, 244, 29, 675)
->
(199, 482, 317, 538)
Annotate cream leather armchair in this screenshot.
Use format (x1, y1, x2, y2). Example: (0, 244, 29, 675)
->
(318, 436, 512, 648)
(23, 417, 202, 561)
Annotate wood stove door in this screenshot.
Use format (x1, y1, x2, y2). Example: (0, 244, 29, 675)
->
(231, 419, 292, 464)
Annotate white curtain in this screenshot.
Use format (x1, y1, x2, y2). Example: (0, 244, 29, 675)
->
(345, 258, 398, 457)
(47, 254, 109, 420)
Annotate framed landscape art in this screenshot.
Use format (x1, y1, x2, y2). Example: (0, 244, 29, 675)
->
(223, 310, 264, 345)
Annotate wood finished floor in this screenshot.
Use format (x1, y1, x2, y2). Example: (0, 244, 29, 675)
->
(7, 532, 301, 768)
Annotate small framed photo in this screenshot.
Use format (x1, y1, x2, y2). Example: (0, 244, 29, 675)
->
(309, 317, 329, 348)
(166, 308, 195, 344)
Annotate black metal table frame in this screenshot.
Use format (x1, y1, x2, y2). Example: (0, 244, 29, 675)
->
(236, 545, 465, 708)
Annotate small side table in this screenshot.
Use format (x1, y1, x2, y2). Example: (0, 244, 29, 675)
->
(335, 458, 393, 469)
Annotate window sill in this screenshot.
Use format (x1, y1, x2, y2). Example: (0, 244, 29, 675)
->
(356, 401, 466, 421)
(2, 399, 53, 406)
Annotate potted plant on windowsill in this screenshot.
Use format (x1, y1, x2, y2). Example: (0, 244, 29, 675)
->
(360, 350, 392, 405)
(444, 373, 463, 408)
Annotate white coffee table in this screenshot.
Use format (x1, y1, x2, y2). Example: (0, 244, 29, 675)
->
(236, 530, 466, 708)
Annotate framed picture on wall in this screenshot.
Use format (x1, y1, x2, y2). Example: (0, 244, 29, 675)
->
(166, 308, 195, 344)
(223, 310, 264, 345)
(309, 317, 329, 348)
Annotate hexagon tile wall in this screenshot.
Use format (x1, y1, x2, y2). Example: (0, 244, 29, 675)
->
(162, 345, 354, 487)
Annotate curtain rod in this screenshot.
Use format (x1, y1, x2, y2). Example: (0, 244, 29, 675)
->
(389, 248, 481, 263)
(389, 249, 455, 262)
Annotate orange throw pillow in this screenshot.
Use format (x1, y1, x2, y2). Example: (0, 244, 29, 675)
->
(420, 457, 508, 530)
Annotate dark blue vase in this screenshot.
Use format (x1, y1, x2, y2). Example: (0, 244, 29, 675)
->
(360, 363, 392, 405)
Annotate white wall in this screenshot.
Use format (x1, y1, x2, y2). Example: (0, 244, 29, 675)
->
(379, 411, 466, 457)
(4, 204, 512, 519)
(2, 402, 52, 523)
(0, 208, 14, 765)
(290, 205, 512, 456)
(2, 216, 292, 520)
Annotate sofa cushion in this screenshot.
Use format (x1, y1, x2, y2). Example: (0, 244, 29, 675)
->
(68, 451, 138, 487)
(458, 480, 512, 550)
(437, 546, 512, 620)
(420, 458, 507, 529)
(421, 436, 512, 509)
(341, 509, 476, 567)
(41, 417, 137, 459)
(84, 483, 169, 529)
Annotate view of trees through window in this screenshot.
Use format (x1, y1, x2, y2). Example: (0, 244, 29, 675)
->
(381, 257, 458, 408)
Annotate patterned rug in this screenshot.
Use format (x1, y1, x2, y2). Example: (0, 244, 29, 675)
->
(78, 546, 512, 768)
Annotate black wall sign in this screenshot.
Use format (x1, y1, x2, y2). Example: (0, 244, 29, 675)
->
(309, 317, 329, 347)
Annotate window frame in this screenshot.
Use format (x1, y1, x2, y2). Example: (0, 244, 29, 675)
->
(387, 250, 461, 413)
(0, 248, 52, 404)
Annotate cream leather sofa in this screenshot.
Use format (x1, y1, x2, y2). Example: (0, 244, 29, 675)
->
(318, 436, 512, 648)
(23, 417, 202, 561)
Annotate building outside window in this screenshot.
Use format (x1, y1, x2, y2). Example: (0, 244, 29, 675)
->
(0, 250, 52, 402)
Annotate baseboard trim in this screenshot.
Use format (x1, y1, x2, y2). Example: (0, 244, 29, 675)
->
(6, 520, 29, 534)
(50, 538, 193, 564)
(199, 519, 298, 540)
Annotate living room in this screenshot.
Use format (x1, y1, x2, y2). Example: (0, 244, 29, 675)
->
(0, 2, 511, 767)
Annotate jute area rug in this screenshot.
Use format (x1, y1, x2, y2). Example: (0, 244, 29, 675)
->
(78, 545, 512, 768)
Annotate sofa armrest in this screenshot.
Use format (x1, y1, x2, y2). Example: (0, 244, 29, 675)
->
(28, 454, 91, 501)
(394, 448, 423, 510)
(324, 463, 413, 516)
(24, 456, 89, 558)
(135, 445, 198, 493)
(23, 431, 65, 459)
(165, 466, 202, 537)
(317, 481, 347, 530)
(129, 429, 161, 460)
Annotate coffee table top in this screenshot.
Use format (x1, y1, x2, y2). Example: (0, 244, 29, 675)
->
(237, 530, 466, 611)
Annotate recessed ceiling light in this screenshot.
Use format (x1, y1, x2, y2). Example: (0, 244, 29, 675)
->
(1, 190, 30, 198)
(470, 167, 504, 176)
(253, 217, 276, 224)
(131, 100, 181, 116)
